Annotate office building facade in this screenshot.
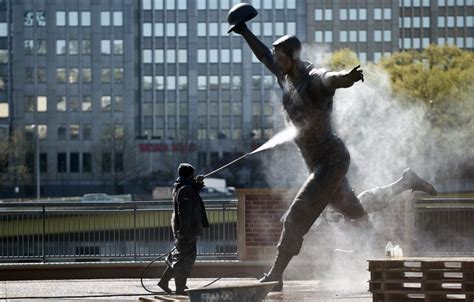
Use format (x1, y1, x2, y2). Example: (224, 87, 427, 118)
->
(2, 0, 471, 196)
(307, 0, 473, 63)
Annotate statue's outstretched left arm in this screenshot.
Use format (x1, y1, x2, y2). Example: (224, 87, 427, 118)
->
(322, 65, 364, 90)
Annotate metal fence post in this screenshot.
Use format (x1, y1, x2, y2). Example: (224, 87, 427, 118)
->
(134, 204, 137, 261)
(42, 205, 46, 263)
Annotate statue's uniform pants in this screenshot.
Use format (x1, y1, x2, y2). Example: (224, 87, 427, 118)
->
(278, 135, 373, 256)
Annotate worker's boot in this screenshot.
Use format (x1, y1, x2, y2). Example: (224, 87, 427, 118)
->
(402, 168, 437, 195)
(157, 266, 173, 294)
(259, 251, 293, 292)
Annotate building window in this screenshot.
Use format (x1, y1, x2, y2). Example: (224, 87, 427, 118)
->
(57, 68, 66, 83)
(447, 16, 455, 27)
(115, 153, 124, 172)
(384, 30, 392, 42)
(82, 153, 92, 172)
(166, 49, 176, 63)
(24, 40, 34, 55)
(166, 23, 176, 36)
(102, 153, 112, 172)
(340, 9, 347, 20)
(114, 68, 123, 82)
(340, 31, 347, 42)
(0, 23, 6, 37)
(82, 96, 92, 111)
(325, 31, 333, 43)
(384, 8, 392, 20)
(374, 8, 382, 20)
(349, 9, 357, 20)
(82, 68, 92, 83)
(101, 40, 111, 54)
(113, 40, 123, 54)
(37, 40, 47, 54)
(68, 11, 78, 26)
(82, 40, 91, 54)
(57, 125, 66, 140)
(349, 30, 357, 42)
(359, 9, 367, 20)
(57, 96, 66, 111)
(70, 152, 79, 173)
(69, 68, 79, 83)
(325, 9, 333, 20)
(81, 12, 91, 26)
(423, 17, 430, 28)
(143, 49, 152, 63)
(315, 9, 323, 21)
(56, 40, 66, 54)
(69, 40, 79, 55)
(114, 96, 123, 111)
(40, 153, 47, 173)
(0, 103, 8, 118)
(83, 124, 92, 140)
(374, 30, 382, 42)
(359, 31, 367, 42)
(24, 96, 34, 112)
(101, 96, 111, 111)
(37, 96, 47, 112)
(198, 49, 206, 63)
(209, 49, 218, 63)
(69, 96, 80, 112)
(315, 31, 323, 42)
(56, 11, 66, 26)
(113, 12, 123, 26)
(57, 153, 67, 172)
(0, 50, 7, 63)
(101, 11, 110, 26)
(101, 68, 111, 83)
(143, 23, 152, 36)
(143, 76, 152, 89)
(70, 124, 79, 140)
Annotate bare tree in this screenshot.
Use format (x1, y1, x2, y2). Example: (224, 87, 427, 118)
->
(0, 129, 32, 196)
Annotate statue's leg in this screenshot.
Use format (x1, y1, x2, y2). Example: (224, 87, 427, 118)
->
(261, 161, 349, 291)
(359, 168, 437, 214)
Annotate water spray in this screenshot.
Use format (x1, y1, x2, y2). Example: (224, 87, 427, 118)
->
(204, 126, 298, 178)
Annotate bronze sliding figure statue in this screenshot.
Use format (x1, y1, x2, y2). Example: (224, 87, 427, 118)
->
(228, 3, 437, 292)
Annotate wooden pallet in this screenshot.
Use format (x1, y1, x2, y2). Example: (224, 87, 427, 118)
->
(368, 257, 474, 302)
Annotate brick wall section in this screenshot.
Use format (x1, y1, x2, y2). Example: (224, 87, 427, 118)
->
(237, 189, 293, 261)
(237, 188, 413, 261)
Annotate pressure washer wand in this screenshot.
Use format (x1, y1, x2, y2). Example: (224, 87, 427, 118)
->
(203, 153, 250, 178)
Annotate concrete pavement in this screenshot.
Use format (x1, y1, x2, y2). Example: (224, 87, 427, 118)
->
(1, 278, 372, 301)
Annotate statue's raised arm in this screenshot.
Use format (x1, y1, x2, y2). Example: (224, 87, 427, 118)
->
(227, 3, 285, 88)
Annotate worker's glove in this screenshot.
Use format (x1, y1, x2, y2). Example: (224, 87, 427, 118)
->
(196, 175, 205, 184)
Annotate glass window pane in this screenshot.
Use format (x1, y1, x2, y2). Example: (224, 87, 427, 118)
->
(37, 40, 47, 54)
(24, 40, 34, 55)
(101, 96, 111, 111)
(56, 11, 66, 26)
(81, 12, 91, 26)
(101, 40, 111, 54)
(143, 23, 152, 36)
(113, 11, 123, 26)
(69, 11, 78, 26)
(113, 40, 123, 54)
(101, 11, 110, 26)
(82, 96, 92, 111)
(57, 96, 66, 111)
(82, 40, 91, 54)
(69, 40, 79, 55)
(37, 96, 47, 112)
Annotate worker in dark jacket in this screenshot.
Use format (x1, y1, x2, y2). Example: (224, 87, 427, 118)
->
(158, 163, 209, 295)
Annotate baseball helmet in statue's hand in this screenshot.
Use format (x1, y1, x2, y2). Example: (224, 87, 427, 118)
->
(227, 2, 258, 33)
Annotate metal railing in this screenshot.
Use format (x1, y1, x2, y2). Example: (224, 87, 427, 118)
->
(413, 197, 474, 256)
(0, 199, 237, 262)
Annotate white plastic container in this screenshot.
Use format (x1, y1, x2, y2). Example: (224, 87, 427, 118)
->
(393, 245, 403, 259)
(385, 241, 394, 258)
